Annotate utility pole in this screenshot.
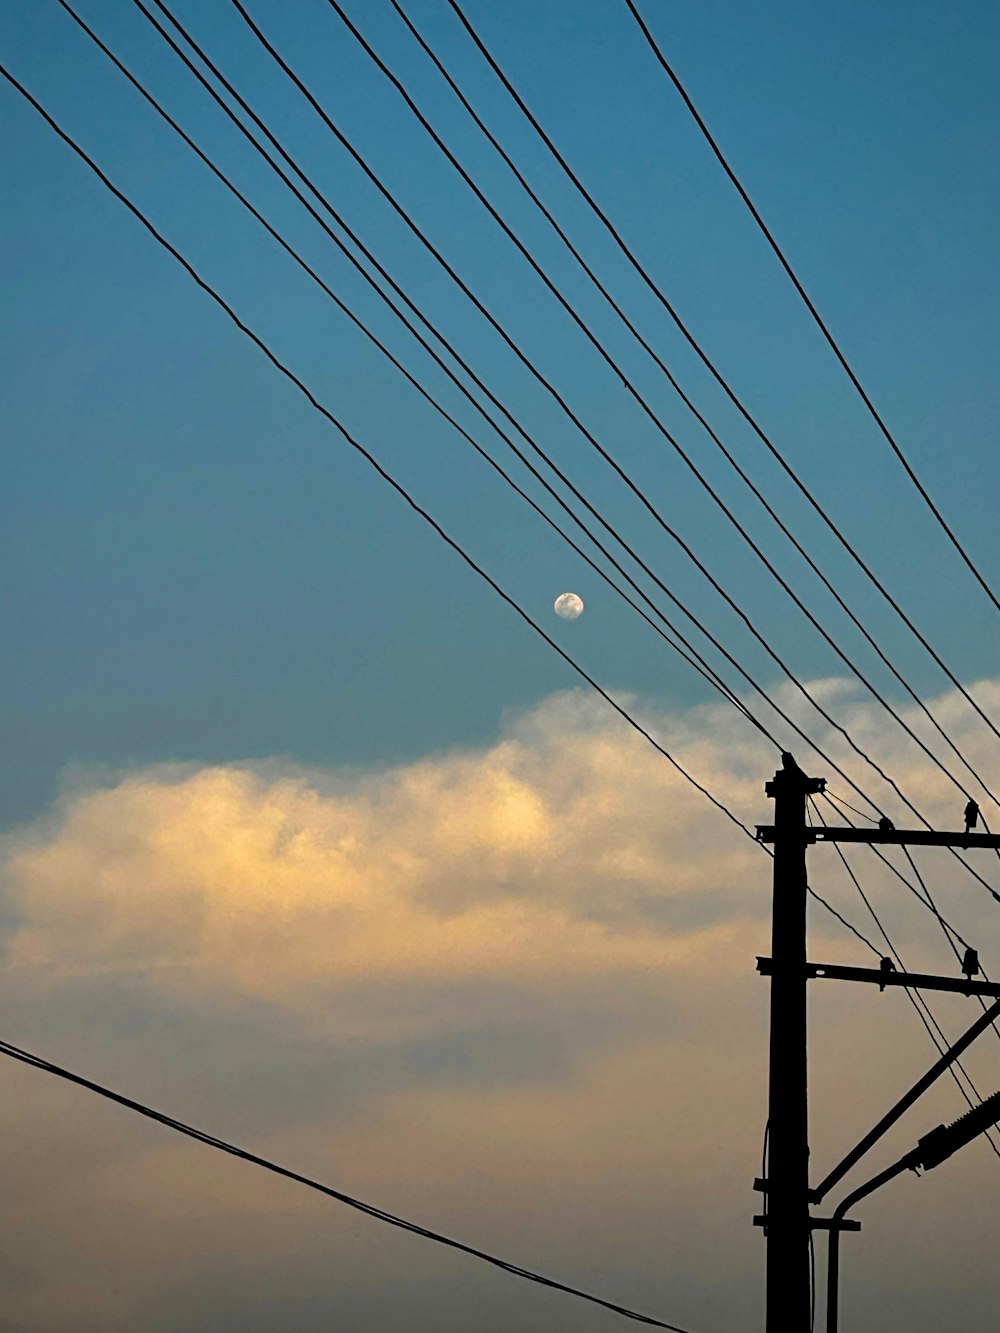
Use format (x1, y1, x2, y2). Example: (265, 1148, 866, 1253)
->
(753, 771, 1000, 1332)
(763, 753, 824, 1332)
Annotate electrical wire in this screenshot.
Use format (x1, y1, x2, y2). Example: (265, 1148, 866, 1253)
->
(119, 0, 767, 748)
(281, 0, 994, 821)
(0, 1034, 694, 1331)
(825, 789, 1000, 905)
(386, 0, 1000, 812)
(131, 0, 886, 781)
(900, 844, 970, 964)
(809, 798, 1000, 1159)
(57, 0, 768, 742)
(623, 0, 1000, 624)
(13, 21, 885, 1051)
(43, 5, 991, 946)
(820, 793, 973, 950)
(807, 886, 880, 958)
(130, 0, 910, 823)
(816, 793, 1000, 1106)
(0, 58, 760, 847)
(805, 803, 881, 956)
(225, 0, 953, 827)
(445, 0, 1000, 755)
(145, 0, 998, 865)
(823, 790, 1000, 926)
(899, 843, 1000, 1053)
(823, 792, 877, 825)
(135, 0, 1000, 842)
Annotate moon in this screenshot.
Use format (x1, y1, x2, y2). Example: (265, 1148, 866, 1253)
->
(554, 592, 584, 620)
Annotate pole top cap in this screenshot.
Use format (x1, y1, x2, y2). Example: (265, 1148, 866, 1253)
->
(765, 753, 826, 797)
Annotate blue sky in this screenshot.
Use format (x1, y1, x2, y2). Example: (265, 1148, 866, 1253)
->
(4, 0, 1000, 826)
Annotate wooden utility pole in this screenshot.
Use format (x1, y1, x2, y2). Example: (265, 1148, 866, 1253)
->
(763, 754, 824, 1332)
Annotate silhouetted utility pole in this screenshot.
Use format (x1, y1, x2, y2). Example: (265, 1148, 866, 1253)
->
(760, 754, 824, 1332)
(753, 759, 1000, 1332)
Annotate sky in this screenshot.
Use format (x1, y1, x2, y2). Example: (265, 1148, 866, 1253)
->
(2, 1, 1000, 1330)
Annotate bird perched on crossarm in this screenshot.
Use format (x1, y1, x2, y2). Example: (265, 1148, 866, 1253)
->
(965, 800, 980, 834)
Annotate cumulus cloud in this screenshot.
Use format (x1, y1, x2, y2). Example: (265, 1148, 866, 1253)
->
(2, 690, 766, 1016)
(2, 681, 1000, 1331)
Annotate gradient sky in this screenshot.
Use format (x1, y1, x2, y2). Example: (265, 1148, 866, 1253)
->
(3, 2, 1000, 1330)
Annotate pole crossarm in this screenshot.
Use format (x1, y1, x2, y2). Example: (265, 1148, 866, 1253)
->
(756, 957, 1000, 997)
(752, 1214, 860, 1231)
(756, 824, 1000, 849)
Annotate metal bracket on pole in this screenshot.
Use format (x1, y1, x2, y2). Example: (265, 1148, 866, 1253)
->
(753, 1216, 860, 1232)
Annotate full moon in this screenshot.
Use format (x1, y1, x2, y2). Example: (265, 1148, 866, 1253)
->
(554, 592, 584, 620)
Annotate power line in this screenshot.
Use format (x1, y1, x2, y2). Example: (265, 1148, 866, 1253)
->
(824, 789, 1000, 917)
(0, 57, 759, 847)
(56, 0, 768, 743)
(312, 0, 997, 817)
(807, 886, 880, 958)
(814, 796, 1000, 1156)
(0, 1034, 695, 1331)
(385, 0, 1000, 812)
(806, 798, 1000, 1046)
(127, 3, 779, 738)
(224, 0, 956, 829)
(623, 0, 1000, 623)
(900, 844, 971, 964)
(809, 798, 1000, 1160)
(62, 0, 986, 874)
(899, 842, 1000, 1055)
(443, 0, 1000, 755)
(820, 788, 1000, 1103)
(823, 792, 877, 825)
(40, 0, 998, 911)
(130, 0, 907, 822)
(128, 0, 785, 749)
(821, 788, 1000, 1068)
(804, 801, 880, 955)
(820, 793, 972, 950)
(152, 0, 993, 851)
(135, 0, 1000, 821)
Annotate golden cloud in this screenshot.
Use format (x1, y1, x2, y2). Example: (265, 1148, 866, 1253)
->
(3, 682, 1000, 1331)
(2, 691, 770, 1014)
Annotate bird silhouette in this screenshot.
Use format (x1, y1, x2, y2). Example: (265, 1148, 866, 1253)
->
(962, 947, 980, 980)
